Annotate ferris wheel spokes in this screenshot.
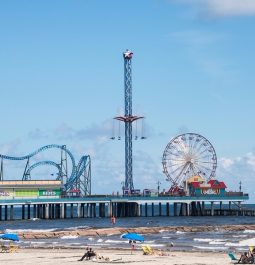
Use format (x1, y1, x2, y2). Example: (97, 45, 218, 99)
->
(162, 133, 217, 188)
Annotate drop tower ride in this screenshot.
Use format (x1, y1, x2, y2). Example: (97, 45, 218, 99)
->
(113, 50, 144, 192)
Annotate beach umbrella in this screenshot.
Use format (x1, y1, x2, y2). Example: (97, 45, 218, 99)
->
(0, 233, 19, 241)
(121, 233, 144, 242)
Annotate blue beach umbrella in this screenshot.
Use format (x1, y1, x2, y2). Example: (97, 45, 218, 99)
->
(0, 233, 19, 241)
(121, 233, 144, 242)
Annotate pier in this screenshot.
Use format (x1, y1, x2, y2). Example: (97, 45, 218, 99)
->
(0, 194, 251, 221)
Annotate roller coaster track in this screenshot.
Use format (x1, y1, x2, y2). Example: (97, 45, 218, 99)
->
(0, 144, 91, 195)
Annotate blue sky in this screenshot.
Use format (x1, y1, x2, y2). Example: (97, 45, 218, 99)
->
(0, 0, 255, 199)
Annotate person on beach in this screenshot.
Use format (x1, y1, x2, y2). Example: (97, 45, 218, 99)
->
(247, 249, 255, 264)
(78, 247, 96, 261)
(111, 216, 116, 225)
(237, 252, 249, 264)
(129, 240, 136, 254)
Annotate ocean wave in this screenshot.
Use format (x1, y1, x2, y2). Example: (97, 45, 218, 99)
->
(176, 231, 185, 234)
(194, 246, 227, 250)
(209, 240, 226, 245)
(225, 242, 240, 247)
(194, 238, 212, 242)
(148, 244, 165, 247)
(105, 239, 127, 244)
(239, 238, 255, 246)
(60, 235, 79, 239)
(244, 230, 255, 234)
(5, 228, 57, 233)
(27, 241, 47, 244)
(88, 243, 111, 246)
(63, 226, 91, 231)
(144, 240, 155, 244)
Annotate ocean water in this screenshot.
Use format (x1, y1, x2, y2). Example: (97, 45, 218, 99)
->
(1, 204, 255, 252)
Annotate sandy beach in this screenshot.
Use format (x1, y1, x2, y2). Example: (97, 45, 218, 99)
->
(0, 248, 230, 265)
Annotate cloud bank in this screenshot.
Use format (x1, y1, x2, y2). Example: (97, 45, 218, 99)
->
(178, 0, 255, 17)
(218, 152, 255, 200)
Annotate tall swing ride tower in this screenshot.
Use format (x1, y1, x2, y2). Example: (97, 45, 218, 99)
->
(113, 50, 145, 192)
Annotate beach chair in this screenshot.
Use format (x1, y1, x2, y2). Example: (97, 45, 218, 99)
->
(228, 252, 239, 264)
(9, 242, 18, 253)
(0, 243, 10, 253)
(141, 245, 154, 255)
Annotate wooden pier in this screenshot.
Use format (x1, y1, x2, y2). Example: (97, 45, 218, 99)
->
(0, 195, 252, 221)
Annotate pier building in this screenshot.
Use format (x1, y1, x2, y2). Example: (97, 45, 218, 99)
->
(0, 180, 61, 200)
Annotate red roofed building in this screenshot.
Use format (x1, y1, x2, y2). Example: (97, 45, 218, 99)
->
(208, 180, 227, 189)
(187, 176, 227, 196)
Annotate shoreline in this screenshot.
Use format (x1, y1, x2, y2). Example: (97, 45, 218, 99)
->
(17, 223, 255, 239)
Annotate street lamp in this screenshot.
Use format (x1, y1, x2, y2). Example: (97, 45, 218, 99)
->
(121, 181, 125, 196)
(157, 181, 161, 195)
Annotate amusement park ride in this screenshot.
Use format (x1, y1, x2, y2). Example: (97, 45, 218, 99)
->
(0, 145, 91, 196)
(162, 133, 218, 195)
(111, 50, 146, 192)
(0, 50, 225, 199)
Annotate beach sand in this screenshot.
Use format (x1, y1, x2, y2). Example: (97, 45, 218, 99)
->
(0, 248, 230, 265)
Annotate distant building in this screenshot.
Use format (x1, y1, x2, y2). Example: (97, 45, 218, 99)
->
(186, 175, 227, 196)
(0, 180, 61, 200)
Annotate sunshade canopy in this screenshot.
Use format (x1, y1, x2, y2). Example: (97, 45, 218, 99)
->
(0, 233, 19, 241)
(121, 233, 144, 242)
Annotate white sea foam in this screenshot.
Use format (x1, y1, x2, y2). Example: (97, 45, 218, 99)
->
(89, 243, 111, 246)
(97, 239, 103, 243)
(159, 230, 167, 233)
(209, 240, 226, 245)
(239, 238, 255, 246)
(5, 228, 57, 233)
(176, 231, 185, 234)
(144, 240, 155, 244)
(105, 239, 127, 244)
(194, 246, 227, 250)
(28, 241, 47, 244)
(244, 230, 255, 234)
(60, 235, 79, 239)
(64, 226, 91, 231)
(162, 236, 171, 239)
(148, 244, 165, 247)
(88, 237, 94, 241)
(194, 238, 212, 242)
(225, 242, 241, 247)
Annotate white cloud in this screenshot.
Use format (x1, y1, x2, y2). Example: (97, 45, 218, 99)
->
(207, 0, 255, 17)
(218, 151, 255, 202)
(0, 139, 21, 156)
(220, 157, 235, 169)
(177, 0, 255, 17)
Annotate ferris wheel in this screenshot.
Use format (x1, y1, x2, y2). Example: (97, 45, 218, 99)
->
(162, 133, 217, 188)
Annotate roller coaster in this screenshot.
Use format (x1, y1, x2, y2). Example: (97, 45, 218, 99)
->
(0, 144, 91, 196)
